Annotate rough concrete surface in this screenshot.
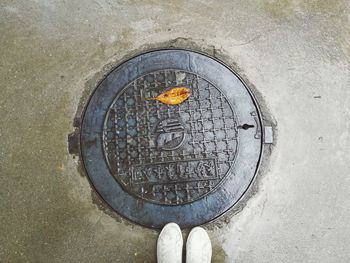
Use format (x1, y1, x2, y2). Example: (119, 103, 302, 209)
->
(1, 0, 350, 262)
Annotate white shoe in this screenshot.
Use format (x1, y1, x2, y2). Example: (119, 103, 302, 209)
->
(157, 223, 183, 263)
(186, 227, 212, 263)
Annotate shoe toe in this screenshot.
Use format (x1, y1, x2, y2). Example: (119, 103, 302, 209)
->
(186, 227, 212, 263)
(157, 223, 183, 263)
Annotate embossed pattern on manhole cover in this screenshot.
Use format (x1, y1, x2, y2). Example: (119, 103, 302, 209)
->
(103, 70, 238, 205)
(80, 49, 263, 228)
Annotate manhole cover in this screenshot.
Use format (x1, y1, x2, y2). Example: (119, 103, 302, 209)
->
(81, 49, 263, 228)
(103, 70, 238, 205)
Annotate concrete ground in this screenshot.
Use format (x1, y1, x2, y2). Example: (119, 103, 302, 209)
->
(1, 0, 350, 262)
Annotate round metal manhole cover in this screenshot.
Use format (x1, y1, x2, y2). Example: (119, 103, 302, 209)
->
(81, 49, 263, 228)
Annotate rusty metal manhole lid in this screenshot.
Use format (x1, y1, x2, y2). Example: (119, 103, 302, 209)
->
(81, 49, 263, 228)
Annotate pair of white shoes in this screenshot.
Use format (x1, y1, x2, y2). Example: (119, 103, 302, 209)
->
(157, 223, 212, 263)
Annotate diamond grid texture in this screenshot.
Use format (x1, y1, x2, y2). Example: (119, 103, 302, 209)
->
(103, 70, 238, 205)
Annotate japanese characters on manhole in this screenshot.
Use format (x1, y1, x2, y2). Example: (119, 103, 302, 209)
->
(103, 70, 238, 205)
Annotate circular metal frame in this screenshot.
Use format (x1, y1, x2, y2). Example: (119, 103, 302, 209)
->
(80, 49, 263, 228)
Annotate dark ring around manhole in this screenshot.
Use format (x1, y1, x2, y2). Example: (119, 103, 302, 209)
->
(72, 49, 266, 228)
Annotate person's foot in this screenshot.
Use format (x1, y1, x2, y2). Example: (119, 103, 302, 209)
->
(157, 222, 183, 263)
(186, 227, 212, 263)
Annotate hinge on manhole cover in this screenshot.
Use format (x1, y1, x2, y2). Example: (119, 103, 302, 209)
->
(68, 117, 81, 155)
(264, 126, 273, 144)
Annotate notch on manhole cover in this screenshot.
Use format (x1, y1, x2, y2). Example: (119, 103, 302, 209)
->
(79, 49, 264, 228)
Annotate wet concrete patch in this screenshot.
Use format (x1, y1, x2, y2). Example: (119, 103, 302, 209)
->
(1, 0, 349, 262)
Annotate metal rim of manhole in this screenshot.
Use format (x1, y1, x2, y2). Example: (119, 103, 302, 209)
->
(80, 49, 264, 228)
